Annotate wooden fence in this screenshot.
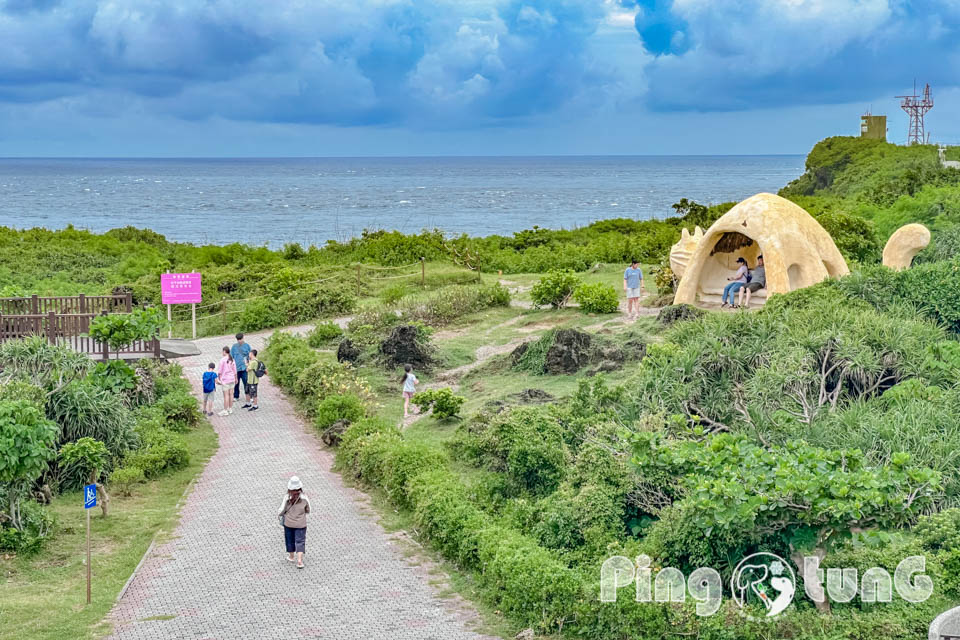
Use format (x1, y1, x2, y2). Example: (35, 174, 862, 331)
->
(0, 294, 160, 360)
(0, 293, 133, 317)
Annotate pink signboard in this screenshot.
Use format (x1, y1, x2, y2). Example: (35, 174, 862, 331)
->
(161, 272, 202, 305)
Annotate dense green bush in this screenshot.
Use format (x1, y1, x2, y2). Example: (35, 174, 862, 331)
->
(89, 360, 139, 401)
(530, 270, 581, 309)
(46, 381, 135, 488)
(261, 332, 322, 389)
(58, 437, 109, 487)
(572, 282, 619, 314)
(351, 282, 510, 330)
(454, 407, 570, 495)
(146, 391, 203, 432)
(306, 321, 343, 347)
(0, 399, 58, 532)
(411, 388, 465, 420)
(314, 394, 365, 430)
(125, 425, 189, 478)
(619, 288, 947, 439)
(632, 432, 939, 572)
(0, 500, 53, 554)
(813, 209, 880, 263)
(108, 466, 146, 496)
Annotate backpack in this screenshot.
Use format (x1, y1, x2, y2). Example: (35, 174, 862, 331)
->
(746, 271, 753, 283)
(255, 360, 267, 378)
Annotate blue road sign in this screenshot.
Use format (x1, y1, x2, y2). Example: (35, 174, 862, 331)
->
(84, 484, 97, 509)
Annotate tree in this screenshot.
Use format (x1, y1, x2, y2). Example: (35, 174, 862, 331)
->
(87, 306, 166, 350)
(58, 437, 111, 517)
(0, 399, 58, 531)
(631, 432, 940, 613)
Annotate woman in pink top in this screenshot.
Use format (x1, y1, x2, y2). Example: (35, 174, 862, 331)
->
(217, 346, 237, 416)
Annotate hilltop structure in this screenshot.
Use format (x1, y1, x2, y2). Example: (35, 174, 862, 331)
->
(860, 113, 887, 141)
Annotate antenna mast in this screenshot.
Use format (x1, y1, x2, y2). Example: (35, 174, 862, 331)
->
(896, 81, 933, 145)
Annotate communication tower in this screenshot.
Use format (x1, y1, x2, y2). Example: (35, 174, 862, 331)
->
(897, 82, 933, 145)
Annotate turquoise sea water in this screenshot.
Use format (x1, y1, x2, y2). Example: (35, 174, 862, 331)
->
(0, 156, 803, 246)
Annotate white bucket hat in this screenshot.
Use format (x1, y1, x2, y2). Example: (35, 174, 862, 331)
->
(287, 476, 303, 491)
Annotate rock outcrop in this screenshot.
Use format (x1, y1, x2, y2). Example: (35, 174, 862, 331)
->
(378, 325, 433, 369)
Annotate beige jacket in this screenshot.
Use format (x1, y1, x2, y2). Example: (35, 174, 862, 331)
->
(278, 493, 310, 529)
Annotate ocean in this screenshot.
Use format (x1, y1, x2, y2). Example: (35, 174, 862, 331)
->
(0, 156, 804, 247)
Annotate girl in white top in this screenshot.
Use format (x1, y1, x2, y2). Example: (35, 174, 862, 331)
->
(401, 364, 418, 418)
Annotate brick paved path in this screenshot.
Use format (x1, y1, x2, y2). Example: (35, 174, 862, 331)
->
(107, 329, 493, 640)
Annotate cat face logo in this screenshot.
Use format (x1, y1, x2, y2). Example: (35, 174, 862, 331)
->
(731, 553, 796, 620)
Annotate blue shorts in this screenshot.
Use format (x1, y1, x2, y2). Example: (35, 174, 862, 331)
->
(284, 526, 306, 553)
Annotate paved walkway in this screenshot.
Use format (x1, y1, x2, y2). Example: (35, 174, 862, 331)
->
(107, 329, 494, 640)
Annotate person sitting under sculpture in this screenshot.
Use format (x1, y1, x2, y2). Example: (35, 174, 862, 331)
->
(721, 257, 748, 308)
(739, 255, 765, 308)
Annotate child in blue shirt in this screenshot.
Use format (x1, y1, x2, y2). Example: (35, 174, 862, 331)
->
(202, 363, 218, 416)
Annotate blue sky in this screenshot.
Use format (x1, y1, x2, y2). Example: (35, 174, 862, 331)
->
(0, 0, 958, 156)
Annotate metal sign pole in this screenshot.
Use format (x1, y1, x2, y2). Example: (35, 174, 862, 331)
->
(83, 482, 96, 604)
(86, 507, 91, 604)
(191, 303, 197, 340)
(166, 270, 172, 339)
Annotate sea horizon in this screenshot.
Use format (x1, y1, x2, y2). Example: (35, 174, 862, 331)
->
(0, 155, 805, 247)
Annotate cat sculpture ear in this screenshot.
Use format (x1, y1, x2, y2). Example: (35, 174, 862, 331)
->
(669, 226, 703, 280)
(882, 223, 930, 271)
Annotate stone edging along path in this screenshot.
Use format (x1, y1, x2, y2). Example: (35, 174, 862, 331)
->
(106, 326, 495, 640)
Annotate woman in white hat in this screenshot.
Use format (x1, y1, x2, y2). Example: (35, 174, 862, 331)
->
(278, 476, 310, 568)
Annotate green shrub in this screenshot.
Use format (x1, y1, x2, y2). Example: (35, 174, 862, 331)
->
(0, 500, 53, 554)
(306, 321, 343, 348)
(262, 332, 322, 389)
(572, 281, 619, 314)
(293, 361, 373, 407)
(87, 306, 166, 349)
(125, 427, 189, 478)
(916, 508, 960, 552)
(814, 209, 880, 263)
(530, 269, 581, 309)
(46, 381, 135, 488)
(277, 285, 356, 323)
(651, 261, 676, 294)
(379, 283, 412, 304)
(0, 399, 58, 532)
(411, 388, 465, 420)
(352, 283, 510, 329)
(139, 390, 203, 433)
(236, 297, 285, 332)
(314, 394, 366, 430)
(455, 407, 569, 495)
(58, 437, 109, 487)
(89, 360, 138, 401)
(108, 466, 146, 496)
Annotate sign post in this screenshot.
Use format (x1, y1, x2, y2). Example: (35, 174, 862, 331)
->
(160, 273, 203, 340)
(166, 271, 172, 339)
(84, 483, 97, 604)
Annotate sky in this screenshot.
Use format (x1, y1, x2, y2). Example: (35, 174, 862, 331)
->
(1, 0, 959, 156)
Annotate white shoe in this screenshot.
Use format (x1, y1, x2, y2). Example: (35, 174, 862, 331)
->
(228, 407, 235, 414)
(218, 410, 229, 417)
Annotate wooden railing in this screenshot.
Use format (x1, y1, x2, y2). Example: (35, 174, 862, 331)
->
(0, 293, 132, 317)
(0, 293, 160, 361)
